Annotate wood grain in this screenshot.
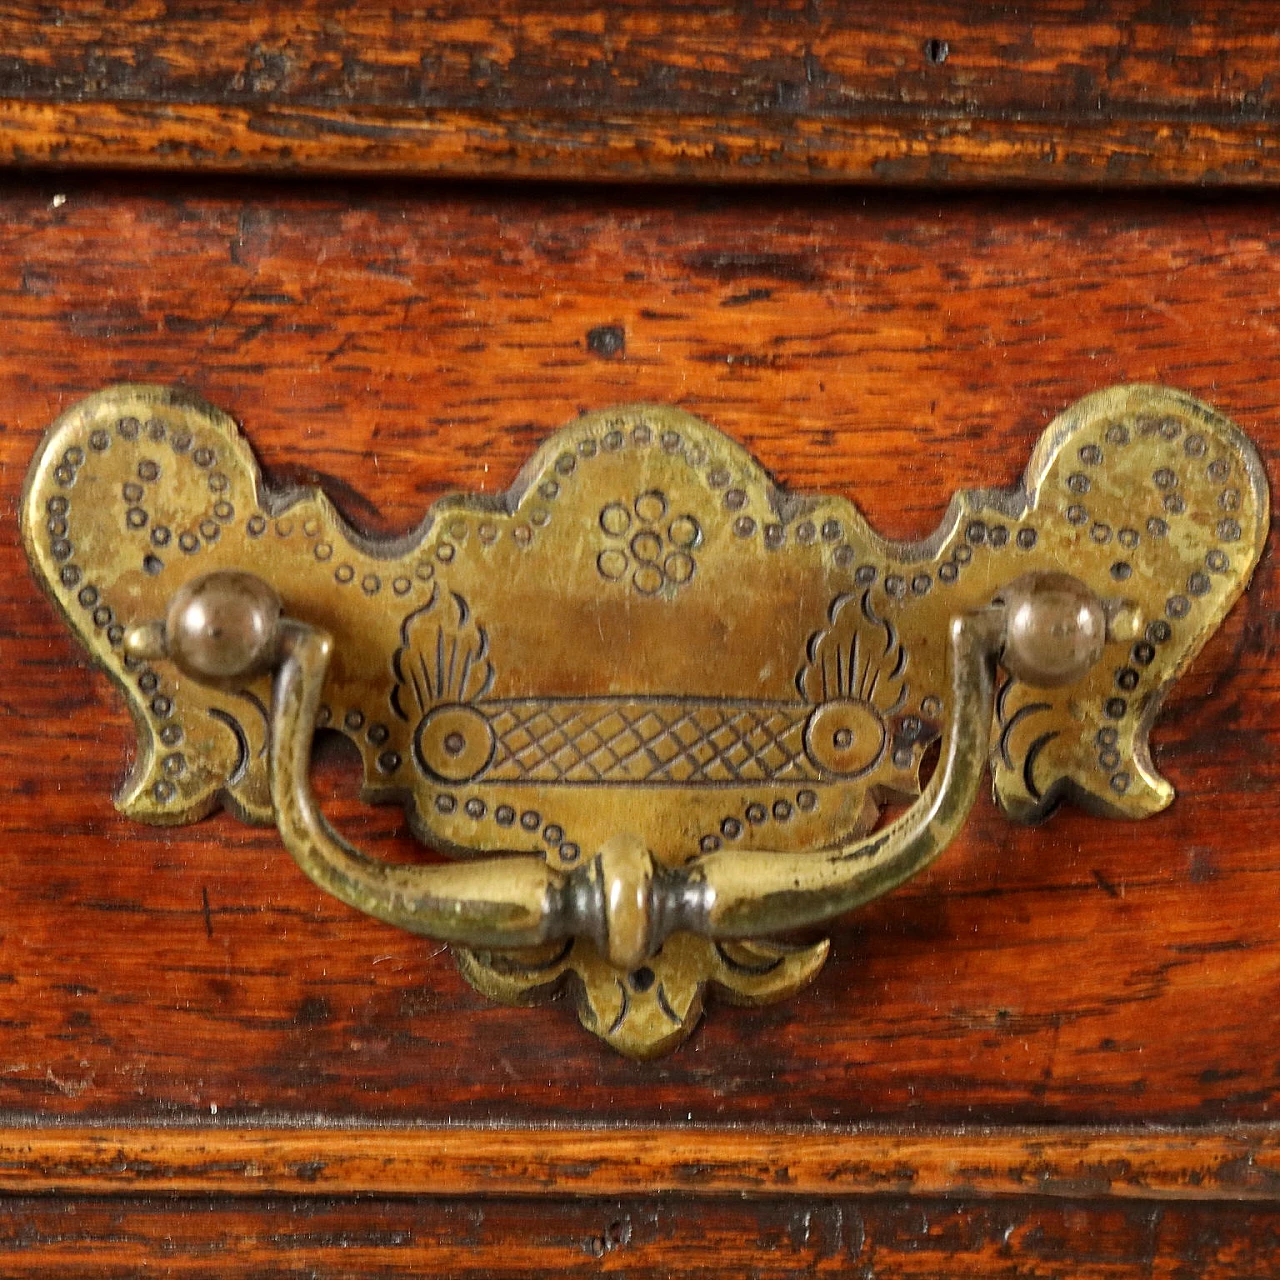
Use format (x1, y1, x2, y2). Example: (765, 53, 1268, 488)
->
(3, 100, 1278, 187)
(6, 1126, 1280, 1200)
(1, 2, 1280, 184)
(3, 1192, 1280, 1278)
(0, 180, 1278, 1134)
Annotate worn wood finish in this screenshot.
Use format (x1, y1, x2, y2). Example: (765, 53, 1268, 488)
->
(6, 1126, 1280, 1201)
(1, 180, 1278, 1140)
(4, 1193, 1280, 1278)
(1, 2, 1280, 184)
(5, 100, 1278, 187)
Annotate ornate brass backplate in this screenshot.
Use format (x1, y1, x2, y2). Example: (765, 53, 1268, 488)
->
(21, 385, 1268, 1056)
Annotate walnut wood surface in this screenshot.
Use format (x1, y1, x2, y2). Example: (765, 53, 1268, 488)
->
(1, 2, 1279, 184)
(6, 1127, 1280, 1201)
(0, 180, 1278, 1137)
(3, 1193, 1279, 1278)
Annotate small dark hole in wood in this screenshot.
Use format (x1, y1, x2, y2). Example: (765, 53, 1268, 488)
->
(587, 324, 625, 359)
(924, 37, 949, 65)
(604, 1219, 633, 1248)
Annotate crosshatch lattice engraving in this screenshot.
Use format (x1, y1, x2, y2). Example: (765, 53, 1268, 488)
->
(484, 700, 814, 785)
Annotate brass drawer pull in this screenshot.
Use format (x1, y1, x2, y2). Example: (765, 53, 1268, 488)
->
(126, 568, 1079, 962)
(22, 385, 1267, 1057)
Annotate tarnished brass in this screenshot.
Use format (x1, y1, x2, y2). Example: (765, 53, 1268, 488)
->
(21, 384, 1268, 1057)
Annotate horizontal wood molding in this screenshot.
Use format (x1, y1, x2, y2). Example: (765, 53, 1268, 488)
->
(2, 3, 1280, 184)
(2, 1126, 1280, 1201)
(2, 99, 1278, 186)
(4, 1191, 1278, 1277)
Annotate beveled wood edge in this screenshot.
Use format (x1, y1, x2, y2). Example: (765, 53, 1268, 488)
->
(1, 1126, 1279, 1201)
(2, 98, 1279, 186)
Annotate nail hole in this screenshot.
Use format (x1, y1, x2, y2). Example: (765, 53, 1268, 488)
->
(586, 325, 625, 359)
(628, 967, 655, 993)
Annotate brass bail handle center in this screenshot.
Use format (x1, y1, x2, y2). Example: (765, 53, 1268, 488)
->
(125, 567, 1129, 971)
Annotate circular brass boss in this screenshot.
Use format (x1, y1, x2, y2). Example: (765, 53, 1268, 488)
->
(998, 571, 1106, 688)
(164, 569, 282, 682)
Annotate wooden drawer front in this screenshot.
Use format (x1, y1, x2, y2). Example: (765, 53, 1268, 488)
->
(0, 180, 1275, 1135)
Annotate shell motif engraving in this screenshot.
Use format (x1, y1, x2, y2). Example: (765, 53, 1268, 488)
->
(798, 589, 908, 778)
(391, 588, 497, 786)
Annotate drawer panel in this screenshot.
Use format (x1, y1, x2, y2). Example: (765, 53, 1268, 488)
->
(0, 180, 1276, 1126)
